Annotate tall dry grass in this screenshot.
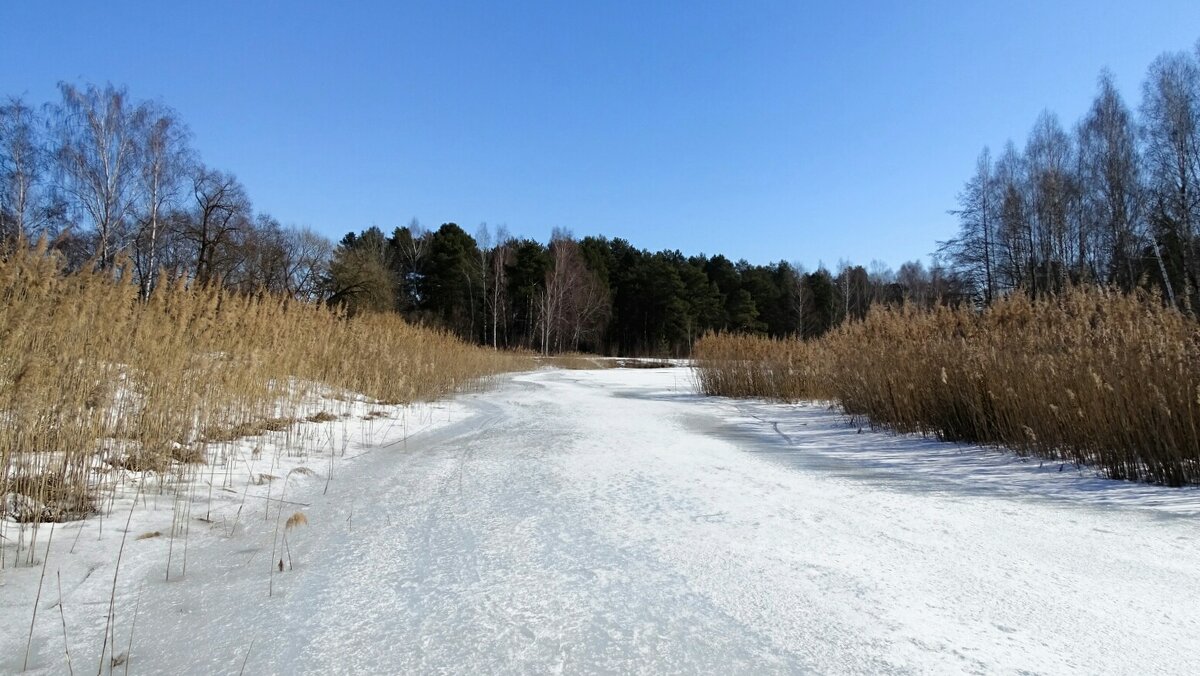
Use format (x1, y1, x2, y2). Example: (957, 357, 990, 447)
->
(695, 288, 1200, 486)
(0, 242, 529, 540)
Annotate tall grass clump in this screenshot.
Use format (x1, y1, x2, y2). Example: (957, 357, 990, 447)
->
(695, 288, 1200, 486)
(0, 242, 529, 550)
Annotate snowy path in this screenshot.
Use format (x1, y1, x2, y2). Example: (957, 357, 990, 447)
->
(6, 367, 1200, 674)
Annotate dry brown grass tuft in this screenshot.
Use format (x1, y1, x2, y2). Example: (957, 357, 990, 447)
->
(202, 418, 298, 443)
(284, 512, 308, 531)
(695, 288, 1200, 486)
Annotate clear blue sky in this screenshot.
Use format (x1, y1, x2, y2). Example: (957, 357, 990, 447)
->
(3, 1, 1198, 269)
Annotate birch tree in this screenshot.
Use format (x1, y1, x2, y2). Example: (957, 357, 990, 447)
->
(994, 141, 1032, 292)
(941, 147, 1000, 303)
(1077, 70, 1145, 291)
(0, 98, 54, 241)
(482, 224, 511, 348)
(538, 230, 575, 353)
(133, 105, 191, 296)
(1140, 50, 1200, 310)
(52, 83, 147, 267)
(1025, 112, 1079, 292)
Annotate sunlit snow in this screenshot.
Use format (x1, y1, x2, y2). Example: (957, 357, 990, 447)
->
(3, 367, 1198, 674)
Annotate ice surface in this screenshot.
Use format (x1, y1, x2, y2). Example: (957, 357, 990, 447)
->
(3, 368, 1198, 674)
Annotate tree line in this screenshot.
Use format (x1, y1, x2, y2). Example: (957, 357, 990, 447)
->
(941, 40, 1200, 311)
(2, 81, 966, 356)
(326, 221, 967, 355)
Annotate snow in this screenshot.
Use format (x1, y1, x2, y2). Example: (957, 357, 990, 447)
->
(3, 367, 1199, 674)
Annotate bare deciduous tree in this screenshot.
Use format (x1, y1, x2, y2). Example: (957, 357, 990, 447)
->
(478, 223, 511, 348)
(1077, 70, 1144, 291)
(187, 165, 252, 285)
(52, 83, 147, 267)
(537, 229, 610, 352)
(133, 105, 191, 297)
(992, 141, 1031, 292)
(284, 227, 333, 301)
(1025, 111, 1079, 293)
(1140, 50, 1200, 310)
(0, 97, 55, 241)
(227, 213, 289, 294)
(941, 147, 1000, 304)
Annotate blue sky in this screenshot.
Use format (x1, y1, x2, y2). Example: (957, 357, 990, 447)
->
(2, 1, 1198, 269)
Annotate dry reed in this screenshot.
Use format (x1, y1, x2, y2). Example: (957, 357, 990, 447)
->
(695, 288, 1200, 486)
(0, 242, 530, 565)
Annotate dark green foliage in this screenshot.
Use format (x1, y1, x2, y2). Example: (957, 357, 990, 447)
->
(325, 222, 947, 355)
(678, 260, 724, 343)
(801, 270, 837, 339)
(505, 239, 550, 348)
(420, 223, 480, 338)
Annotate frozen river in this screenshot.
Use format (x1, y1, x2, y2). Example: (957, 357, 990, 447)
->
(5, 367, 1199, 674)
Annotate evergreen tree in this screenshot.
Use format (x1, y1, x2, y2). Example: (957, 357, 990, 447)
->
(420, 223, 481, 339)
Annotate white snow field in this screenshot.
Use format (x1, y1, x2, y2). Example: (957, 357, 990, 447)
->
(3, 367, 1200, 675)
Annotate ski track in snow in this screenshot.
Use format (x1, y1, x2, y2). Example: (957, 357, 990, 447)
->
(3, 367, 1200, 675)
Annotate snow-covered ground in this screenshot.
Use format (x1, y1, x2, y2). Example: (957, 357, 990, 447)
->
(3, 367, 1199, 674)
